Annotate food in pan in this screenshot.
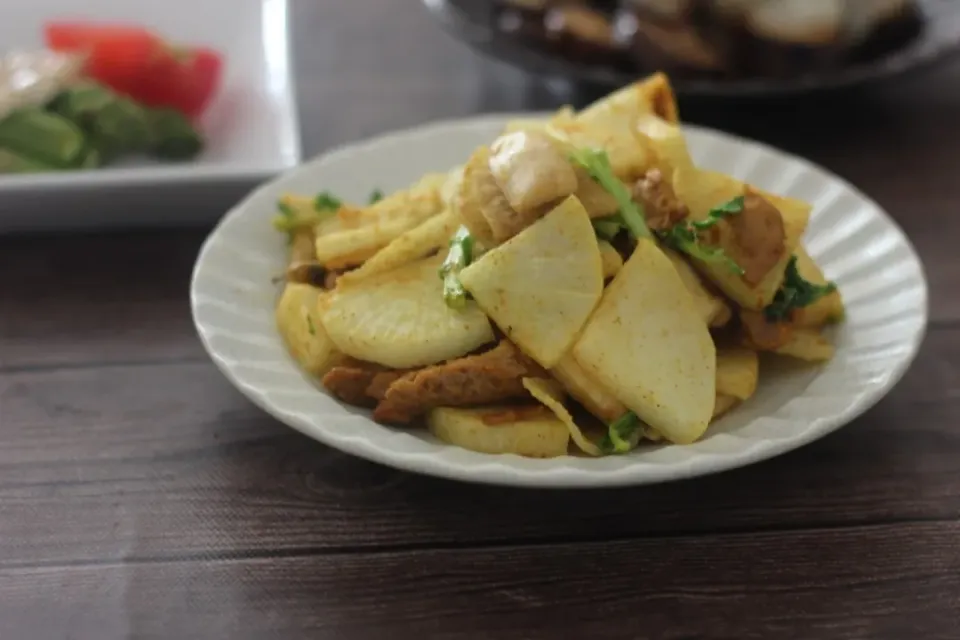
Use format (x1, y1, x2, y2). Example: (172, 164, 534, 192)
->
(490, 0, 923, 79)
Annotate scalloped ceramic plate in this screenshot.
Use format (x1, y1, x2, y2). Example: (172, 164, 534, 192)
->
(191, 114, 928, 488)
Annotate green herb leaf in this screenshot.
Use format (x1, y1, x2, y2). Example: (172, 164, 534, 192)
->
(657, 196, 745, 276)
(307, 315, 317, 336)
(600, 411, 642, 454)
(368, 188, 384, 204)
(439, 226, 476, 309)
(313, 191, 342, 211)
(764, 255, 838, 322)
(690, 195, 745, 231)
(569, 148, 651, 240)
(277, 200, 296, 218)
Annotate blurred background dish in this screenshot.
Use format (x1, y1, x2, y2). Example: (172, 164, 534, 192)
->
(423, 0, 960, 96)
(0, 0, 300, 233)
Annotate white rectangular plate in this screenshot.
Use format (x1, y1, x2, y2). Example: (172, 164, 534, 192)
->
(0, 0, 300, 232)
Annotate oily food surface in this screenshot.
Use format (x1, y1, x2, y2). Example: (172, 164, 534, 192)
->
(270, 72, 843, 458)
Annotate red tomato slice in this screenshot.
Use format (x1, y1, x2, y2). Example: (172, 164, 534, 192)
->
(43, 21, 224, 119)
(45, 22, 164, 96)
(44, 22, 156, 51)
(129, 47, 224, 119)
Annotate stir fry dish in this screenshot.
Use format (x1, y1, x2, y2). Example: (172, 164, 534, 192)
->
(272, 73, 844, 458)
(0, 22, 221, 174)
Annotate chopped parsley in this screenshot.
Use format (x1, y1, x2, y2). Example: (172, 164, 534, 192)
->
(569, 148, 651, 240)
(273, 192, 342, 233)
(368, 188, 384, 204)
(657, 196, 746, 275)
(600, 411, 642, 454)
(306, 315, 317, 336)
(764, 255, 838, 323)
(439, 226, 475, 309)
(313, 191, 342, 211)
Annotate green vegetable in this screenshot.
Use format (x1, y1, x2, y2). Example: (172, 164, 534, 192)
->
(94, 98, 152, 158)
(439, 226, 475, 309)
(79, 146, 102, 169)
(273, 191, 344, 233)
(147, 108, 203, 160)
(0, 109, 86, 168)
(51, 83, 154, 160)
(0, 148, 60, 173)
(47, 83, 114, 127)
(314, 191, 342, 211)
(764, 255, 838, 323)
(600, 411, 643, 454)
(307, 315, 317, 336)
(368, 188, 384, 204)
(49, 83, 203, 163)
(569, 148, 651, 240)
(657, 196, 746, 275)
(592, 216, 623, 241)
(693, 196, 746, 228)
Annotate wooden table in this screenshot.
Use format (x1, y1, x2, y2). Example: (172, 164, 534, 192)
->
(2, 1, 960, 638)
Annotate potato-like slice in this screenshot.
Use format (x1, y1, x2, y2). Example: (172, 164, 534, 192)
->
(289, 228, 316, 264)
(635, 113, 694, 177)
(428, 406, 570, 458)
(663, 249, 732, 327)
(523, 378, 603, 456)
(716, 348, 759, 401)
(793, 246, 845, 327)
(712, 394, 739, 420)
(440, 165, 464, 208)
(578, 72, 680, 127)
(775, 329, 835, 362)
(275, 283, 341, 377)
(338, 209, 460, 284)
(313, 204, 377, 238)
(549, 119, 655, 182)
(314, 174, 447, 266)
(320, 255, 494, 369)
(673, 166, 811, 309)
(598, 240, 623, 280)
(571, 163, 621, 218)
(457, 146, 498, 246)
(549, 352, 626, 423)
(573, 238, 716, 444)
(502, 106, 577, 136)
(459, 195, 604, 369)
(314, 217, 417, 269)
(489, 130, 578, 214)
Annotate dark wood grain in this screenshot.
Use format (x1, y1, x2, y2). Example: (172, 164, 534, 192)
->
(1, 0, 960, 638)
(2, 522, 959, 640)
(1, 325, 959, 569)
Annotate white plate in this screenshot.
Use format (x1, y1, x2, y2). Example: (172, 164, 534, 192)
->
(0, 0, 300, 232)
(191, 114, 928, 488)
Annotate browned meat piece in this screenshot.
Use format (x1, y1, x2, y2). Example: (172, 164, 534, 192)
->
(289, 228, 316, 264)
(373, 341, 546, 424)
(365, 370, 409, 402)
(285, 261, 327, 288)
(727, 188, 787, 286)
(740, 309, 793, 351)
(321, 359, 383, 408)
(632, 168, 689, 230)
(703, 188, 787, 286)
